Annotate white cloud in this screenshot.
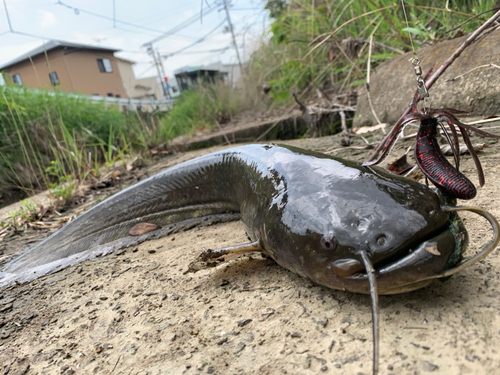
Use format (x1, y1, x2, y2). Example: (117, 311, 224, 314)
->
(0, 40, 45, 67)
(70, 31, 125, 49)
(38, 10, 57, 28)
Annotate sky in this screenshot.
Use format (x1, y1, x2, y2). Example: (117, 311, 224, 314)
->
(0, 0, 270, 80)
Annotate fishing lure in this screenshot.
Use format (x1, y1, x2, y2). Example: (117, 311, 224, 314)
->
(363, 66, 500, 199)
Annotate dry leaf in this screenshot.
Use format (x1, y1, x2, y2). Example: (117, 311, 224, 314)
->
(355, 123, 387, 134)
(440, 143, 486, 156)
(386, 154, 414, 175)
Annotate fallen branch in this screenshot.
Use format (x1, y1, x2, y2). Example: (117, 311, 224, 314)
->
(339, 111, 351, 146)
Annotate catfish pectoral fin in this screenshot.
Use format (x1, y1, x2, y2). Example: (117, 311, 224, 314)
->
(187, 241, 263, 273)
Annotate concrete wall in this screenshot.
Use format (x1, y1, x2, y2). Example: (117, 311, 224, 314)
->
(2, 47, 127, 98)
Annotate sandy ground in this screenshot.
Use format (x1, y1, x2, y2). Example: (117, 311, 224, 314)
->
(1, 125, 500, 375)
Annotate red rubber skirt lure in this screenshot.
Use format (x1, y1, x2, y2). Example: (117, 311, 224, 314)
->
(364, 66, 500, 199)
(415, 118, 476, 200)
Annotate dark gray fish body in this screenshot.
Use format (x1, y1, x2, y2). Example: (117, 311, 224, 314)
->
(1, 144, 465, 293)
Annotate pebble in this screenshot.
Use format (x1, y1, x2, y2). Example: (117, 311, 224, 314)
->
(421, 361, 439, 372)
(316, 317, 328, 328)
(233, 342, 246, 354)
(236, 319, 252, 327)
(260, 308, 275, 320)
(241, 332, 254, 342)
(217, 337, 228, 345)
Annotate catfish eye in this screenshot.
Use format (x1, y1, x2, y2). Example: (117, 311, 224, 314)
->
(376, 235, 387, 246)
(321, 234, 338, 251)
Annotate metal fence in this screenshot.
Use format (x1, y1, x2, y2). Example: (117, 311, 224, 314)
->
(88, 94, 174, 112)
(0, 75, 174, 112)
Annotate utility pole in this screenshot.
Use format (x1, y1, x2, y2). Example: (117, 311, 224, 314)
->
(222, 0, 243, 72)
(157, 50, 170, 99)
(146, 43, 168, 98)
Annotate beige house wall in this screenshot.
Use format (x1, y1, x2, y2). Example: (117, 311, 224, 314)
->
(2, 47, 127, 97)
(116, 59, 136, 98)
(2, 49, 70, 92)
(133, 77, 164, 100)
(116, 59, 164, 100)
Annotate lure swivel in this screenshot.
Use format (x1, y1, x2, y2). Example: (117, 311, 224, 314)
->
(411, 57, 431, 111)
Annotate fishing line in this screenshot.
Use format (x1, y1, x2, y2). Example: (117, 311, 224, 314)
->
(400, 0, 416, 57)
(400, 0, 431, 110)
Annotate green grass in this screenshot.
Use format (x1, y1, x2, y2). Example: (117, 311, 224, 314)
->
(159, 79, 256, 140)
(0, 84, 163, 203)
(0, 78, 257, 206)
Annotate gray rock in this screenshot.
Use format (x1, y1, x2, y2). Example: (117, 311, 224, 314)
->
(421, 360, 439, 372)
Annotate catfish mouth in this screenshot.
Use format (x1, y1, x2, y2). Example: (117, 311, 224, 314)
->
(331, 221, 463, 295)
(330, 205, 500, 295)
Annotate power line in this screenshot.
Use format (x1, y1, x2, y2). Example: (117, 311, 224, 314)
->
(10, 30, 51, 40)
(161, 19, 226, 58)
(3, 0, 13, 32)
(161, 46, 230, 55)
(112, 0, 116, 28)
(113, 26, 162, 38)
(141, 7, 217, 46)
(56, 0, 215, 37)
(136, 64, 156, 78)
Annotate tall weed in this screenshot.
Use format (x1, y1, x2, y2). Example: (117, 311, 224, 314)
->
(159, 79, 255, 141)
(0, 84, 159, 205)
(256, 0, 498, 104)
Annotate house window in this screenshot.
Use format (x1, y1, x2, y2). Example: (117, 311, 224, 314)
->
(13, 73, 22, 86)
(49, 72, 59, 86)
(97, 58, 113, 73)
(115, 94, 121, 98)
(107, 93, 113, 97)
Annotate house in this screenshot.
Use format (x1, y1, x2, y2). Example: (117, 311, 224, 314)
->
(204, 62, 244, 86)
(0, 40, 172, 101)
(116, 57, 158, 99)
(116, 57, 171, 100)
(174, 65, 226, 92)
(173, 62, 244, 92)
(0, 40, 129, 98)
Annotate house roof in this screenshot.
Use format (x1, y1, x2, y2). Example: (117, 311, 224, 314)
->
(0, 40, 121, 70)
(115, 56, 136, 65)
(174, 65, 213, 74)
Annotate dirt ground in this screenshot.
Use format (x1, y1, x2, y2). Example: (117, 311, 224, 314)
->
(1, 121, 500, 375)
